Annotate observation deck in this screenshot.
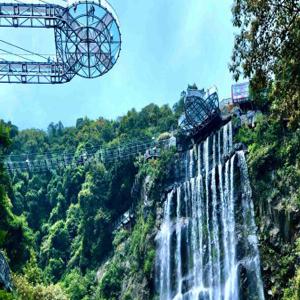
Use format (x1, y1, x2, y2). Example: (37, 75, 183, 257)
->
(179, 85, 222, 138)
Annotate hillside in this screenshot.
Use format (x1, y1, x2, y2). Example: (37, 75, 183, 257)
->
(0, 102, 183, 299)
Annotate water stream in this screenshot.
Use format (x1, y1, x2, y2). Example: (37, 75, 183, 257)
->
(156, 122, 264, 300)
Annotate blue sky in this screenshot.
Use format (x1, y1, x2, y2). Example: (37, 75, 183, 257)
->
(0, 0, 235, 129)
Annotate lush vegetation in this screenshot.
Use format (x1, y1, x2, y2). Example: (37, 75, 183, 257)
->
(0, 103, 181, 299)
(95, 147, 176, 300)
(232, 0, 300, 298)
(0, 123, 32, 271)
(235, 116, 300, 298)
(231, 0, 299, 128)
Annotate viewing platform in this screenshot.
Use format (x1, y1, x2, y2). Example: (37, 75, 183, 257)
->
(178, 85, 222, 138)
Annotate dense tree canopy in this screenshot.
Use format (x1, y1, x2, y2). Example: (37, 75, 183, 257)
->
(0, 101, 183, 299)
(0, 123, 32, 271)
(230, 0, 300, 127)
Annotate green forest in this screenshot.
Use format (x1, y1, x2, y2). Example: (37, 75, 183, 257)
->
(0, 0, 299, 299)
(0, 102, 182, 299)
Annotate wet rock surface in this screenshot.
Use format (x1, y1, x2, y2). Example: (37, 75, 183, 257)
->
(0, 251, 13, 292)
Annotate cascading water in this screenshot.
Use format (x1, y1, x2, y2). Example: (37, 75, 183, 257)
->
(156, 122, 265, 300)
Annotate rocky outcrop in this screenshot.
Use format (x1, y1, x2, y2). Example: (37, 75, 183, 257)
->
(96, 175, 157, 300)
(0, 251, 13, 292)
(242, 124, 300, 298)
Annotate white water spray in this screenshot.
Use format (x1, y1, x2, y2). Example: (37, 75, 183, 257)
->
(156, 122, 265, 300)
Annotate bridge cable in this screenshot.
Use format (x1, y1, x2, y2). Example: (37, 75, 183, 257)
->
(0, 48, 35, 62)
(5, 140, 154, 163)
(11, 137, 154, 158)
(0, 39, 50, 61)
(1, 138, 160, 173)
(4, 140, 155, 163)
(0, 53, 56, 56)
(0, 137, 156, 161)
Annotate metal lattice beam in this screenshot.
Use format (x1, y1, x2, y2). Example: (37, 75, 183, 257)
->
(0, 0, 121, 84)
(0, 3, 64, 28)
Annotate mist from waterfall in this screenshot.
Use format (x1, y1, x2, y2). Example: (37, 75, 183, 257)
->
(155, 122, 265, 300)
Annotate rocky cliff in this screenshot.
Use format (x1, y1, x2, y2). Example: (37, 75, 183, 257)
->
(0, 251, 13, 292)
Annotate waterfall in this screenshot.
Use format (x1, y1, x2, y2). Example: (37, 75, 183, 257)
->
(156, 122, 265, 300)
(158, 190, 173, 300)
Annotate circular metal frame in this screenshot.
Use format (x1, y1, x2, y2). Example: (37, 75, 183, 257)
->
(62, 0, 121, 79)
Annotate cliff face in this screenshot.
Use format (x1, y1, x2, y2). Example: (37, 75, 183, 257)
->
(250, 164, 300, 299)
(95, 175, 159, 300)
(235, 119, 300, 299)
(0, 251, 13, 292)
(95, 146, 177, 300)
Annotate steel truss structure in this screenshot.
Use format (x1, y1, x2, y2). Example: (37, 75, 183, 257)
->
(0, 0, 121, 83)
(179, 86, 221, 136)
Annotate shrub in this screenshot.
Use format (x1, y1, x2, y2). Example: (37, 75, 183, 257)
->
(13, 274, 68, 300)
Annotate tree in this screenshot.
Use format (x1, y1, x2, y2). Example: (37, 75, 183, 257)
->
(0, 122, 10, 150)
(78, 165, 112, 270)
(230, 0, 300, 126)
(231, 0, 299, 81)
(0, 123, 33, 271)
(47, 122, 55, 137)
(62, 268, 95, 300)
(57, 121, 64, 136)
(13, 274, 68, 300)
(40, 220, 70, 281)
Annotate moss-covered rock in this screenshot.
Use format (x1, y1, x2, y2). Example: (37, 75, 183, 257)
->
(235, 118, 300, 299)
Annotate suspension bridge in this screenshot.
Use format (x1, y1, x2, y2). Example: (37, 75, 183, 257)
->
(0, 0, 121, 83)
(1, 136, 176, 174)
